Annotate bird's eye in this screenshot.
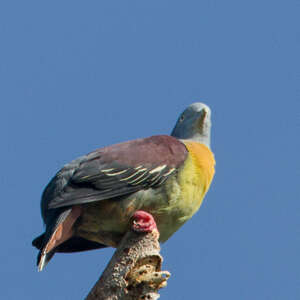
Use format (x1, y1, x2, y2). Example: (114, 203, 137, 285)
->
(179, 114, 185, 122)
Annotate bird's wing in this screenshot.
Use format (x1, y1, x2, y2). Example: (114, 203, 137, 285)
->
(44, 135, 188, 210)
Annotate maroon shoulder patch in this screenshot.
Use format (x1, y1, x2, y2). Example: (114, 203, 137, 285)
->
(91, 135, 188, 168)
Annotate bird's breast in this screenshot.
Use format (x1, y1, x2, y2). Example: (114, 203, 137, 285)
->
(178, 141, 215, 214)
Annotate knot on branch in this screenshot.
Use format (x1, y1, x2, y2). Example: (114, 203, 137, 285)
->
(125, 256, 170, 298)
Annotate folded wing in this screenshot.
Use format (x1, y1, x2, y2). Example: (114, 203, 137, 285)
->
(42, 135, 188, 215)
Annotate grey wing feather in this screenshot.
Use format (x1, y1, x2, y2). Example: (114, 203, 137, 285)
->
(45, 155, 176, 210)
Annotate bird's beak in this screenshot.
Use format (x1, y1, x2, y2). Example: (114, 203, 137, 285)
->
(197, 109, 207, 129)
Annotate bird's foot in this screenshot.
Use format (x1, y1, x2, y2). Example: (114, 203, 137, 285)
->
(132, 210, 157, 233)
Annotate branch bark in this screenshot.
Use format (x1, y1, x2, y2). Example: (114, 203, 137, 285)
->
(85, 228, 170, 300)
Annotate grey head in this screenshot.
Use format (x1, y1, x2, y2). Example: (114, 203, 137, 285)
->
(171, 102, 212, 148)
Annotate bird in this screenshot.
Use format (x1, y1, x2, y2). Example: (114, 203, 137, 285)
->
(32, 102, 215, 271)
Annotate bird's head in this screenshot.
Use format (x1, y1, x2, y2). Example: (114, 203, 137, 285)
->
(171, 102, 212, 148)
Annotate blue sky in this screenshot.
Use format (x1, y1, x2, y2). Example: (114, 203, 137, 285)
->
(1, 1, 299, 299)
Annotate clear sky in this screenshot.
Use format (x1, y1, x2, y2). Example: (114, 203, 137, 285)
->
(0, 1, 298, 299)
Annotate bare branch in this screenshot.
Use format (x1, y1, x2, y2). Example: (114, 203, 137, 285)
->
(85, 228, 170, 300)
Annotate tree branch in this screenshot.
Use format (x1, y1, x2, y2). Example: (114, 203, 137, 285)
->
(85, 227, 170, 300)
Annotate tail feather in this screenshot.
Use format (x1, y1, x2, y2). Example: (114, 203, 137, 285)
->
(37, 249, 56, 271)
(32, 207, 107, 271)
(32, 207, 79, 271)
(32, 233, 45, 249)
(33, 233, 56, 271)
(36, 237, 107, 271)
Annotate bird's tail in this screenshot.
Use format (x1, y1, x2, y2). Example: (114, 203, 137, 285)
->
(32, 207, 79, 271)
(32, 206, 107, 271)
(32, 233, 108, 271)
(32, 233, 56, 271)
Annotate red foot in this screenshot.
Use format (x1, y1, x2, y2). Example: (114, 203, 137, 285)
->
(132, 210, 157, 233)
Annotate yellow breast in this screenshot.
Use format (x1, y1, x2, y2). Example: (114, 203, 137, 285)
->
(177, 141, 215, 218)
